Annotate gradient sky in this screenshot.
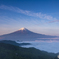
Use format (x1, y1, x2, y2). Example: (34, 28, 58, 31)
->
(0, 0, 59, 36)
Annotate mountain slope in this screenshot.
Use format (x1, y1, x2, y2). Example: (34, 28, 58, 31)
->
(0, 28, 56, 41)
(0, 42, 56, 59)
(0, 40, 31, 46)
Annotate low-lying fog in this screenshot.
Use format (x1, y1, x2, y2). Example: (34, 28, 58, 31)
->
(16, 41, 59, 53)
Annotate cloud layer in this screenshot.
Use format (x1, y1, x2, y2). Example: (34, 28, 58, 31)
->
(20, 41, 59, 53)
(0, 5, 58, 23)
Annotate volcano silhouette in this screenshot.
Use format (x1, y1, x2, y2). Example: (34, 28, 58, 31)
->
(0, 28, 56, 41)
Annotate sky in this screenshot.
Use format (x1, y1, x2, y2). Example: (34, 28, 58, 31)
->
(0, 0, 59, 36)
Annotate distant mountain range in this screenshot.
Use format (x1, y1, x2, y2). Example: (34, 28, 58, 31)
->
(0, 28, 57, 41)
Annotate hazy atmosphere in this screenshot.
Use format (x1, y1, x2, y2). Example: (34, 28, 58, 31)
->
(0, 0, 59, 36)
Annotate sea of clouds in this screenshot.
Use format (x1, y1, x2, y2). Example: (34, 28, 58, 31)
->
(16, 41, 59, 53)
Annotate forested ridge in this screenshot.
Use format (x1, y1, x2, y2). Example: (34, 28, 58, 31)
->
(0, 41, 58, 59)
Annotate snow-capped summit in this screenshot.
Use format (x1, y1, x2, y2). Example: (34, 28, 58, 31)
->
(19, 28, 27, 31)
(16, 28, 30, 33)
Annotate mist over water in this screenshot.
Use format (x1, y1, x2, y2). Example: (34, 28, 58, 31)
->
(16, 41, 59, 53)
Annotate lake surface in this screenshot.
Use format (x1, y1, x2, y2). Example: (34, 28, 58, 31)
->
(16, 41, 59, 53)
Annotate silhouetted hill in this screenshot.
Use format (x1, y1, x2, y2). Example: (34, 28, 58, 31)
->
(0, 40, 31, 46)
(0, 42, 57, 59)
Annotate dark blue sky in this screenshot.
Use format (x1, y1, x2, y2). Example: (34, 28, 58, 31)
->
(0, 0, 59, 36)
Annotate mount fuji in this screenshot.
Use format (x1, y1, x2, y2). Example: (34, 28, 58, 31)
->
(0, 28, 57, 41)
